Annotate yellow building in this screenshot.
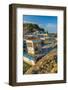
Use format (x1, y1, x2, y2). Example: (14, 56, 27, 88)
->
(26, 37, 41, 55)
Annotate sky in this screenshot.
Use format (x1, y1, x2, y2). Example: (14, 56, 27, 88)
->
(23, 15, 57, 33)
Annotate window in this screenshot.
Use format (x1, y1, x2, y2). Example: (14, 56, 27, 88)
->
(27, 43, 32, 47)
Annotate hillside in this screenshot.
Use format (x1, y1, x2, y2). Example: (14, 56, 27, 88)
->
(25, 48, 57, 74)
(23, 23, 46, 35)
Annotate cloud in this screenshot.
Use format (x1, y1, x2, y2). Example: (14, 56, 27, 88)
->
(46, 23, 57, 33)
(47, 23, 57, 28)
(23, 20, 36, 24)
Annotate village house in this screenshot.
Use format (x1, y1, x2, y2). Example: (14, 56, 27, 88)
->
(26, 36, 42, 55)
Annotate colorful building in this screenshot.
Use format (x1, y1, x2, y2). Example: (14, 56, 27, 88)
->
(26, 36, 42, 55)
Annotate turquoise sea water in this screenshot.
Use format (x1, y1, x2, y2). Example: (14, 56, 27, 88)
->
(23, 51, 35, 61)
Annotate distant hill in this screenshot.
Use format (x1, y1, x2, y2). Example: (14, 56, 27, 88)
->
(23, 23, 46, 35)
